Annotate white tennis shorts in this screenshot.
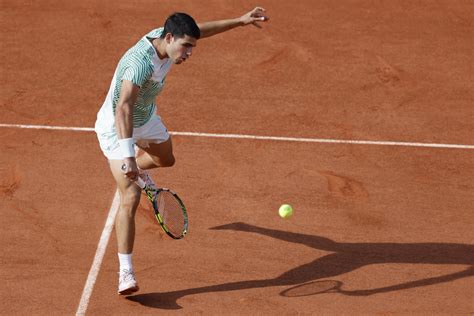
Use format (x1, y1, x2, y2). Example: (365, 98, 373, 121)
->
(95, 115, 170, 160)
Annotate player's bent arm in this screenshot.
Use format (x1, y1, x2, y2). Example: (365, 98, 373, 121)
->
(115, 80, 141, 174)
(115, 80, 140, 141)
(198, 7, 268, 39)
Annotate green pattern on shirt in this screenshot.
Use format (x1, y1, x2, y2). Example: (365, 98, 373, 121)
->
(112, 28, 166, 127)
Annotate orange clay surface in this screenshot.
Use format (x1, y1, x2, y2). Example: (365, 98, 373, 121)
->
(1, 0, 473, 315)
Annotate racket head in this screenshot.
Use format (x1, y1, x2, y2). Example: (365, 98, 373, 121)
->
(152, 188, 188, 239)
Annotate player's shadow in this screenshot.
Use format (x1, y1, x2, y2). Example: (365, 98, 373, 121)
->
(126, 222, 474, 309)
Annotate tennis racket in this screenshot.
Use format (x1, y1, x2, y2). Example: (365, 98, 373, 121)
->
(135, 176, 188, 239)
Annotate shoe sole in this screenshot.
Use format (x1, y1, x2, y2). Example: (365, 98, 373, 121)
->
(118, 285, 139, 295)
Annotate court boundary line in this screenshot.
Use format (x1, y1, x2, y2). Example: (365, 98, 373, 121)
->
(0, 123, 473, 149)
(76, 191, 120, 316)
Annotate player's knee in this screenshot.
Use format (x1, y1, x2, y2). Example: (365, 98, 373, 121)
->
(120, 188, 141, 209)
(153, 155, 175, 168)
(162, 155, 175, 167)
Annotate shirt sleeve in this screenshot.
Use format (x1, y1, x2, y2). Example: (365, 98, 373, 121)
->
(121, 57, 152, 87)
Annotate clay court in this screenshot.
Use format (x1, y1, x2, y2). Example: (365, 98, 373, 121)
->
(1, 0, 473, 314)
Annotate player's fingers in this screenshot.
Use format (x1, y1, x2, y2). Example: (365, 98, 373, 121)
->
(250, 7, 266, 17)
(251, 13, 268, 20)
(250, 10, 268, 23)
(125, 171, 138, 181)
(121, 163, 138, 181)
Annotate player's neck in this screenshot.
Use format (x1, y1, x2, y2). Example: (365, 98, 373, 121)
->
(151, 38, 168, 60)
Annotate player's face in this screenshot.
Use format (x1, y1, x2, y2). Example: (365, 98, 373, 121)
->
(167, 35, 197, 64)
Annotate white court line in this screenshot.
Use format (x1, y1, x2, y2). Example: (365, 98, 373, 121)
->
(0, 123, 473, 149)
(76, 191, 120, 316)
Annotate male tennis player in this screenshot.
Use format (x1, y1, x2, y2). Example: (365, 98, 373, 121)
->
(94, 7, 268, 295)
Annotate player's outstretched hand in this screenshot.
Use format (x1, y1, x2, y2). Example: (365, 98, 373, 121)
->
(239, 7, 269, 28)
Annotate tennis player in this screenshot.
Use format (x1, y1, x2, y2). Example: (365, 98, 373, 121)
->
(94, 7, 268, 295)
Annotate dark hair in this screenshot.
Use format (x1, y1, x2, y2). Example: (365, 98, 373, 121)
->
(161, 12, 200, 39)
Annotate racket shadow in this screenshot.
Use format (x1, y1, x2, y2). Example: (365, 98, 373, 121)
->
(126, 222, 474, 309)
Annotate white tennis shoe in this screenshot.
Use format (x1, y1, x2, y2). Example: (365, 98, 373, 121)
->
(118, 269, 139, 295)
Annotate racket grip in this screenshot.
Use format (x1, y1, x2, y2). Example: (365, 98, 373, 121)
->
(136, 176, 146, 189)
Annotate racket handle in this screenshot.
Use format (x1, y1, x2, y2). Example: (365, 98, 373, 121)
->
(136, 176, 146, 189)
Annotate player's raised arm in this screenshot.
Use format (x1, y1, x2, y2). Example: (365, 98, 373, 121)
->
(198, 7, 269, 39)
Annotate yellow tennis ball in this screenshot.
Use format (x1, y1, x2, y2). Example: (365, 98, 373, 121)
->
(278, 204, 293, 218)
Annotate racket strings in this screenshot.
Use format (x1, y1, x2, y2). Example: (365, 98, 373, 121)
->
(157, 191, 186, 236)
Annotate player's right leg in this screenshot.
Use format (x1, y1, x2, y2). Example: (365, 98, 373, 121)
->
(109, 159, 141, 295)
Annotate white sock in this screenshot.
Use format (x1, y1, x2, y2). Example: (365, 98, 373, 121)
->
(118, 253, 133, 272)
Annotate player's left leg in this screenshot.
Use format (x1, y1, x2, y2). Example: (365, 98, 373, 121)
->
(136, 136, 175, 170)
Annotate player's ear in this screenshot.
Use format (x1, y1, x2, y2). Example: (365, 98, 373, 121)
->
(164, 33, 173, 44)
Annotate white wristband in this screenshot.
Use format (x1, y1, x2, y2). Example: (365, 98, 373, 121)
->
(118, 138, 135, 158)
